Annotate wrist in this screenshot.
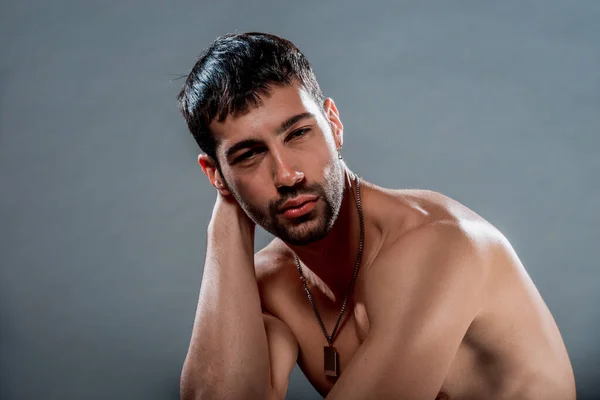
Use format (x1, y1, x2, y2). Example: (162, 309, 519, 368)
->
(208, 213, 255, 248)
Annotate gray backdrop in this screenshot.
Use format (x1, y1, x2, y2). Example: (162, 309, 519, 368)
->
(1, 1, 598, 399)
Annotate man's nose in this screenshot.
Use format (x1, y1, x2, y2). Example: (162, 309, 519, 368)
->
(272, 152, 304, 188)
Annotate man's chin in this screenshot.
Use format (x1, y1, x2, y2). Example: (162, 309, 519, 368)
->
(279, 233, 326, 247)
(273, 218, 331, 246)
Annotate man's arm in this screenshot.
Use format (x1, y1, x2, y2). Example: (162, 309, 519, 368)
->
(263, 311, 300, 399)
(180, 193, 297, 400)
(326, 221, 491, 400)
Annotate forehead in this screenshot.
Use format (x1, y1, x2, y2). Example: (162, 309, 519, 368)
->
(209, 83, 322, 153)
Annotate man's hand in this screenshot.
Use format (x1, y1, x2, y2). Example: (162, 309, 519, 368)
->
(197, 152, 256, 244)
(208, 190, 256, 251)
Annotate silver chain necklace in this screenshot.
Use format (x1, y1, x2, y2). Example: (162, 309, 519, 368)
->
(292, 174, 364, 378)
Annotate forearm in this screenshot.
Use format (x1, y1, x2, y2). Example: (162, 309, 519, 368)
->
(181, 220, 271, 399)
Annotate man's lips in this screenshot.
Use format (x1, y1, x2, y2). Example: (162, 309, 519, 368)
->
(279, 195, 318, 213)
(280, 198, 319, 218)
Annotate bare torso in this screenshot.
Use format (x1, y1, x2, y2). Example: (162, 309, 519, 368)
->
(256, 184, 575, 399)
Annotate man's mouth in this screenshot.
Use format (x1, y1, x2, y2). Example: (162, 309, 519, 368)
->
(279, 195, 319, 218)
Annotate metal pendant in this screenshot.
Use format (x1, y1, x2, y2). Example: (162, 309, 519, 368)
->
(324, 346, 339, 377)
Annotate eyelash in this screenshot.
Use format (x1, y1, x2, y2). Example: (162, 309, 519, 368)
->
(288, 128, 309, 140)
(236, 150, 258, 162)
(235, 128, 310, 163)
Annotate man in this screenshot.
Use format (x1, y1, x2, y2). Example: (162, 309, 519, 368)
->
(176, 32, 576, 399)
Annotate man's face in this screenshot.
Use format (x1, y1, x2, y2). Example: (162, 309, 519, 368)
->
(208, 82, 345, 245)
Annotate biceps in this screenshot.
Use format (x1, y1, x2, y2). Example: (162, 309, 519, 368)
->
(263, 313, 299, 400)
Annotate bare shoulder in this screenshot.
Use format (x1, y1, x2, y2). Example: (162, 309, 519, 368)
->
(361, 181, 506, 247)
(253, 239, 299, 315)
(359, 184, 523, 341)
(254, 239, 293, 283)
(360, 183, 515, 305)
(358, 182, 576, 398)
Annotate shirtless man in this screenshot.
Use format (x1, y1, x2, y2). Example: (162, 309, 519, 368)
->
(177, 32, 576, 399)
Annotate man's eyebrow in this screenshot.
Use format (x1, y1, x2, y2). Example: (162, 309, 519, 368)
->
(276, 112, 315, 135)
(224, 112, 316, 160)
(224, 138, 262, 160)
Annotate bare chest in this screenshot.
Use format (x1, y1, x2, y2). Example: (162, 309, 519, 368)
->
(287, 300, 370, 396)
(283, 299, 489, 400)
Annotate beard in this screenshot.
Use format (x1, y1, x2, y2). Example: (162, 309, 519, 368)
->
(232, 160, 346, 246)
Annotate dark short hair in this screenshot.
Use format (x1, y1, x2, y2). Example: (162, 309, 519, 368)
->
(177, 32, 325, 168)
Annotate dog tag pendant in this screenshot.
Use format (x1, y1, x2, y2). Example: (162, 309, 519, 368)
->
(324, 346, 339, 377)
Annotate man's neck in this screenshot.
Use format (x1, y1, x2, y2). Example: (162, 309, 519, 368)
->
(285, 168, 363, 302)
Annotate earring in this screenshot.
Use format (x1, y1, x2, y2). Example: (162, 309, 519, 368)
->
(337, 147, 343, 159)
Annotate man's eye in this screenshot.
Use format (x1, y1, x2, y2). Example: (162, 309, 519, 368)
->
(237, 150, 257, 162)
(234, 149, 261, 164)
(289, 128, 309, 140)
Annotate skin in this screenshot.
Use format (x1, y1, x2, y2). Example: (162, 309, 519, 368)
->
(191, 81, 576, 399)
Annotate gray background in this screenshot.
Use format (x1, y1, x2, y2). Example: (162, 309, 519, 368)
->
(1, 0, 598, 399)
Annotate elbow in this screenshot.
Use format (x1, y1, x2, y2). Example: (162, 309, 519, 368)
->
(179, 364, 215, 400)
(180, 385, 279, 400)
(179, 374, 201, 400)
(179, 370, 278, 400)
(180, 377, 222, 400)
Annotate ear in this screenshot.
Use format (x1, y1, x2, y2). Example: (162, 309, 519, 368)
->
(323, 98, 344, 149)
(198, 154, 232, 196)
